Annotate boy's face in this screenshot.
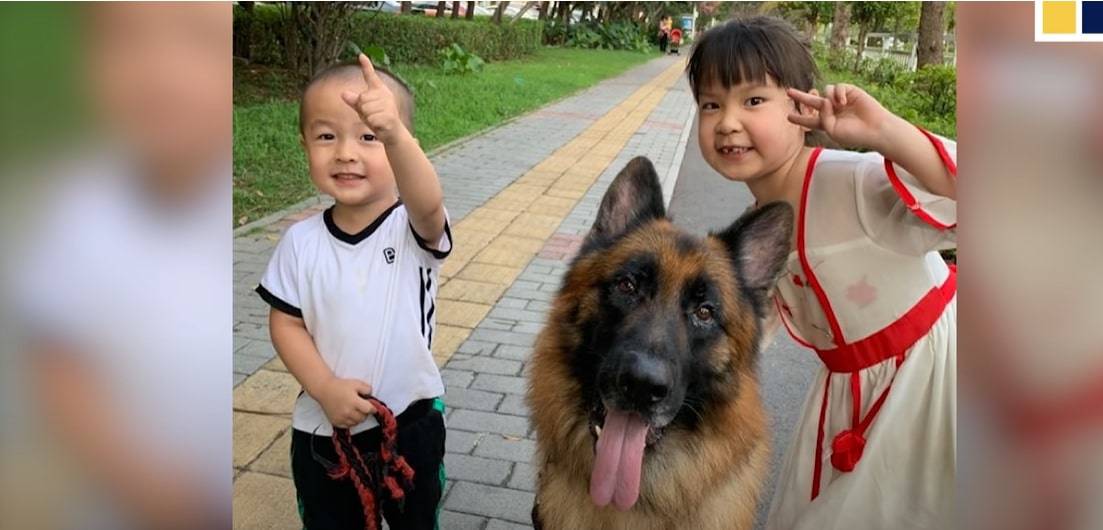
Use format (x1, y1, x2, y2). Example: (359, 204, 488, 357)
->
(300, 77, 396, 208)
(696, 76, 809, 183)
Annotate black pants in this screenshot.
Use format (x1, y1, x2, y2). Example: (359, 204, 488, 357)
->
(291, 399, 446, 530)
(659, 33, 669, 53)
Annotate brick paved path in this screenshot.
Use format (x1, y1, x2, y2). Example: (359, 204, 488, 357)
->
(232, 55, 694, 529)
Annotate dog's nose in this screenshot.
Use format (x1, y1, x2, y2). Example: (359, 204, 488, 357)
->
(619, 355, 671, 408)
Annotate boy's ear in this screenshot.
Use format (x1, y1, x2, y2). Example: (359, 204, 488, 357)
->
(299, 134, 307, 148)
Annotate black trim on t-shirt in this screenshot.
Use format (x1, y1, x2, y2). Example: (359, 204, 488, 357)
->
(323, 200, 403, 245)
(255, 284, 303, 318)
(409, 219, 453, 260)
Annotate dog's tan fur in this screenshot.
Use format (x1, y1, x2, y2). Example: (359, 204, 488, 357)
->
(527, 220, 770, 530)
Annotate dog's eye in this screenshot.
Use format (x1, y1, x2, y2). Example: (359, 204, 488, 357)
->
(616, 277, 636, 295)
(694, 305, 714, 322)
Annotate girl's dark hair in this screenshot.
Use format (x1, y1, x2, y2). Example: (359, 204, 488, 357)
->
(687, 16, 819, 101)
(687, 16, 834, 147)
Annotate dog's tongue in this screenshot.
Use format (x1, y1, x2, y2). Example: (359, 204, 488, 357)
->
(590, 409, 649, 511)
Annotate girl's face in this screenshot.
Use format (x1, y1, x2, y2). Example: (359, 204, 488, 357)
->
(696, 76, 810, 184)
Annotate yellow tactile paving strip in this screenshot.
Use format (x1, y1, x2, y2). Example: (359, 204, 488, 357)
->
(232, 59, 686, 528)
(431, 59, 686, 366)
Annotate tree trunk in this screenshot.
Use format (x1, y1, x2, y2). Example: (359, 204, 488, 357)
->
(830, 2, 850, 51)
(451, 1, 460, 19)
(235, 1, 255, 61)
(436, 1, 447, 17)
(539, 1, 550, 20)
(493, 1, 510, 24)
(854, 26, 868, 72)
(805, 14, 818, 41)
(916, 1, 945, 68)
(285, 2, 358, 84)
(400, 2, 411, 15)
(466, 1, 475, 20)
(558, 1, 570, 27)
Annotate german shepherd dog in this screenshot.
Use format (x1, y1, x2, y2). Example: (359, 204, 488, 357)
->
(527, 157, 793, 529)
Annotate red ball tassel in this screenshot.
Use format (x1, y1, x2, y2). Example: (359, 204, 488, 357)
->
(830, 429, 866, 472)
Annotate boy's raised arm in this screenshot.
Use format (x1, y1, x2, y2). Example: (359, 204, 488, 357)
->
(340, 54, 447, 245)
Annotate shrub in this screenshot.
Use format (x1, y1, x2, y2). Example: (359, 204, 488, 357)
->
(910, 64, 956, 117)
(350, 14, 543, 64)
(439, 43, 485, 75)
(234, 5, 543, 67)
(546, 21, 653, 52)
(867, 57, 909, 89)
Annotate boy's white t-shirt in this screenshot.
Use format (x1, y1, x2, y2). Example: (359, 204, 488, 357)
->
(257, 201, 451, 436)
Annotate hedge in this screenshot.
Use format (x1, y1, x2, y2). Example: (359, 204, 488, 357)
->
(234, 5, 544, 67)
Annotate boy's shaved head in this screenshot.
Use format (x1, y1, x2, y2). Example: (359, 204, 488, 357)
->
(299, 62, 414, 134)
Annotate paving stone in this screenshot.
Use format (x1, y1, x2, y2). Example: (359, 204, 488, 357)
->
(444, 453, 512, 485)
(497, 394, 530, 416)
(512, 322, 545, 335)
(456, 263, 522, 286)
(233, 412, 288, 468)
(263, 355, 289, 373)
(433, 324, 472, 357)
(445, 429, 481, 454)
(249, 427, 292, 478)
(478, 317, 516, 331)
(233, 370, 300, 415)
(507, 462, 537, 492)
(446, 356, 523, 376)
(440, 510, 488, 530)
(487, 307, 548, 324)
(232, 472, 299, 530)
(436, 300, 494, 329)
(234, 353, 269, 376)
(441, 368, 475, 389)
(448, 409, 529, 437)
(439, 278, 509, 305)
(494, 345, 533, 361)
(473, 434, 535, 463)
(444, 482, 535, 524)
(496, 297, 530, 309)
(444, 386, 504, 412)
(469, 329, 537, 348)
(486, 520, 533, 530)
(471, 374, 528, 395)
(457, 340, 498, 356)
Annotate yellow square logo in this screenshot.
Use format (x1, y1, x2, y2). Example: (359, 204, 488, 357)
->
(1043, 1, 1077, 33)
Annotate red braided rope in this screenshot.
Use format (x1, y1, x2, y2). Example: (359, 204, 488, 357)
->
(329, 397, 416, 530)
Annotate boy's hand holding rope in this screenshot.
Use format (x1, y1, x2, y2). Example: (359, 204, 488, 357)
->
(312, 395, 416, 530)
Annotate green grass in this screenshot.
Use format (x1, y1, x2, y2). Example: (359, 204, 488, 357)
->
(233, 47, 656, 226)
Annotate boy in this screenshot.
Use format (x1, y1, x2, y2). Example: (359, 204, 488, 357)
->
(256, 54, 451, 530)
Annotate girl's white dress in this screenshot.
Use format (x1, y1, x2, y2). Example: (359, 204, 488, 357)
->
(766, 132, 957, 530)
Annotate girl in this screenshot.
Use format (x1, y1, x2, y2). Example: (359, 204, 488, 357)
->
(687, 17, 957, 529)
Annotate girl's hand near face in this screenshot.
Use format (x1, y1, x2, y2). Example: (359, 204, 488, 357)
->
(786, 84, 896, 152)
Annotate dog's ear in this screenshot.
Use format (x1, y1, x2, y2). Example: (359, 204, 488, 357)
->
(586, 157, 665, 247)
(715, 202, 794, 305)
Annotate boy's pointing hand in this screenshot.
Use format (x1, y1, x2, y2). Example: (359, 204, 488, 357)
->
(340, 53, 408, 146)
